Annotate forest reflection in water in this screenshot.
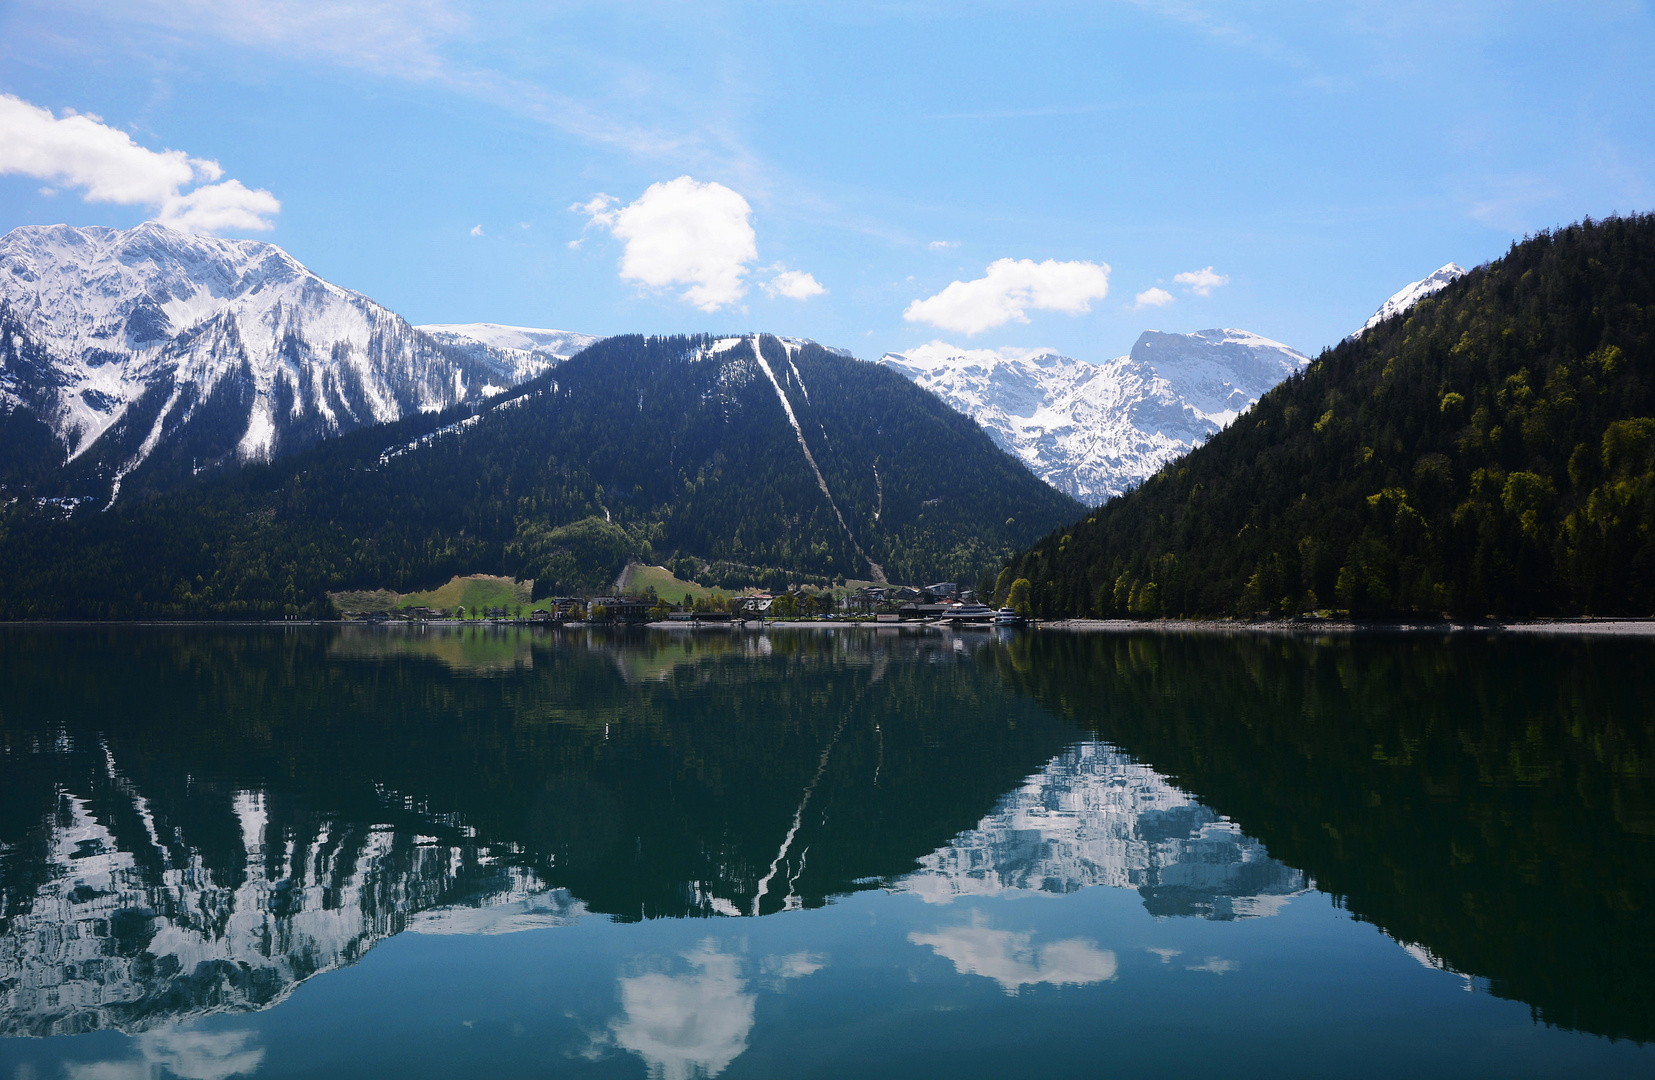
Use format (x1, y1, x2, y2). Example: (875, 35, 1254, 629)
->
(0, 624, 1651, 1078)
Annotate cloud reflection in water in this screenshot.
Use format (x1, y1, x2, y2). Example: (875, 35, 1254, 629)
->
(910, 917, 1118, 995)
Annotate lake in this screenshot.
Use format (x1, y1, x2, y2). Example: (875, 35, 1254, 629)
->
(0, 625, 1651, 1078)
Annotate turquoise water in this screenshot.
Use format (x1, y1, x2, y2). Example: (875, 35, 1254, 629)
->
(0, 626, 1650, 1078)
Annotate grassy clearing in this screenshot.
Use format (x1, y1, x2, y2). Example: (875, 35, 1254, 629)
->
(398, 575, 538, 613)
(619, 564, 713, 603)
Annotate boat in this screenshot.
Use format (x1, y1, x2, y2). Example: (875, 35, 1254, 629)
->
(994, 607, 1025, 626)
(943, 603, 996, 625)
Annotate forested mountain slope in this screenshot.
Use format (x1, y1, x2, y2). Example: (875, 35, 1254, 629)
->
(0, 334, 1082, 618)
(1001, 214, 1655, 619)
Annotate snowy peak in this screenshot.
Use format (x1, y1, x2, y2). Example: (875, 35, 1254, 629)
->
(1353, 262, 1466, 338)
(0, 223, 576, 503)
(0, 222, 335, 360)
(882, 328, 1308, 505)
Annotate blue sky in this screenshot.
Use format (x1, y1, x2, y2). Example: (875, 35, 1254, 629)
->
(2, 1, 1652, 362)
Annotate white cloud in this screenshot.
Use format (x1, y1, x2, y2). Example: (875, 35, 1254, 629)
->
(903, 257, 1111, 335)
(909, 923, 1118, 994)
(928, 240, 958, 250)
(762, 268, 826, 301)
(470, 223, 485, 236)
(1185, 956, 1239, 975)
(159, 179, 282, 234)
(1134, 286, 1175, 308)
(1174, 266, 1229, 296)
(576, 176, 765, 312)
(0, 93, 279, 233)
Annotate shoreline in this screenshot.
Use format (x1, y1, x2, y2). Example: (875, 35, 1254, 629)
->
(1042, 616, 1655, 636)
(4, 616, 1655, 636)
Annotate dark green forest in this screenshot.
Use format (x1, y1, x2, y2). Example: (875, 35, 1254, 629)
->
(1001, 213, 1655, 619)
(0, 334, 1081, 618)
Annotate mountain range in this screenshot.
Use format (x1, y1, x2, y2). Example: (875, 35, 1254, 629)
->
(0, 221, 1463, 519)
(883, 329, 1311, 505)
(0, 223, 587, 505)
(0, 333, 1084, 617)
(881, 265, 1479, 506)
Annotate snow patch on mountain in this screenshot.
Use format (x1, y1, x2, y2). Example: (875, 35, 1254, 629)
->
(416, 322, 600, 388)
(883, 328, 1309, 505)
(1352, 263, 1466, 339)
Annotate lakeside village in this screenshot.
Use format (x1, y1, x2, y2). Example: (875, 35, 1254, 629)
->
(338, 579, 1029, 627)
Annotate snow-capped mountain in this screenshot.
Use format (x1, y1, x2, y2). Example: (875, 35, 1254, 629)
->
(0, 223, 564, 504)
(416, 322, 601, 388)
(1352, 262, 1466, 338)
(882, 328, 1310, 505)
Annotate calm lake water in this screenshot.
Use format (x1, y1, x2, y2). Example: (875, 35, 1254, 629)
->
(0, 625, 1651, 1078)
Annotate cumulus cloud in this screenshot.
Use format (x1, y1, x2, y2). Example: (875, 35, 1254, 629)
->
(909, 923, 1118, 994)
(470, 224, 485, 236)
(903, 257, 1111, 335)
(576, 176, 760, 312)
(762, 268, 826, 301)
(1174, 266, 1229, 296)
(1134, 286, 1174, 308)
(159, 178, 282, 234)
(0, 93, 279, 233)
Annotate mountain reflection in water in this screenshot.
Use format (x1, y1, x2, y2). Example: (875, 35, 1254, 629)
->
(0, 625, 1651, 1069)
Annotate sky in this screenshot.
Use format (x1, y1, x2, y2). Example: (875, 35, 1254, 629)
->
(2, 0, 1652, 363)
